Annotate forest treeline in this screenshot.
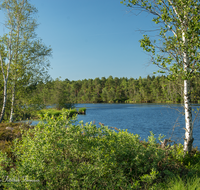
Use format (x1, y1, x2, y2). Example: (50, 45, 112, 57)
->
(2, 74, 200, 121)
(26, 75, 200, 105)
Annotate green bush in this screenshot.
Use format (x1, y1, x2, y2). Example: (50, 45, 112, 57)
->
(5, 114, 133, 189)
(0, 110, 200, 189)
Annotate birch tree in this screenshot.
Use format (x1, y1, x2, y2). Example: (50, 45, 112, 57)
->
(0, 0, 15, 123)
(4, 0, 35, 123)
(0, 0, 52, 123)
(121, 0, 200, 154)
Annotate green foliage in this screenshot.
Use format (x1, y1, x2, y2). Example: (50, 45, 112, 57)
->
(120, 0, 200, 80)
(78, 107, 86, 114)
(148, 131, 157, 145)
(0, 113, 199, 189)
(163, 175, 200, 190)
(0, 113, 197, 189)
(37, 108, 79, 119)
(2, 74, 200, 122)
(25, 75, 200, 105)
(0, 0, 52, 123)
(0, 151, 10, 182)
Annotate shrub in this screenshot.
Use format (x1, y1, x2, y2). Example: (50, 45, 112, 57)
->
(6, 113, 132, 189)
(1, 110, 199, 189)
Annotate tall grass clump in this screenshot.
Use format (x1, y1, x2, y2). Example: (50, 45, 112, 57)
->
(38, 108, 78, 119)
(78, 107, 86, 114)
(0, 110, 200, 189)
(162, 175, 200, 190)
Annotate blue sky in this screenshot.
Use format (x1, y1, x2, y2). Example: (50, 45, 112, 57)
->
(1, 0, 160, 81)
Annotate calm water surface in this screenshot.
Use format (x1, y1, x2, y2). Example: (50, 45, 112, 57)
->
(75, 103, 200, 149)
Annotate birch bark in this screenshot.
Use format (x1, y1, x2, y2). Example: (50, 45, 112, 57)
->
(183, 79, 193, 153)
(181, 6, 194, 154)
(182, 32, 193, 153)
(9, 82, 16, 122)
(0, 28, 13, 123)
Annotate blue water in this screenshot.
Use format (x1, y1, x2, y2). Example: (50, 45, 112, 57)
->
(75, 103, 200, 149)
(28, 103, 200, 149)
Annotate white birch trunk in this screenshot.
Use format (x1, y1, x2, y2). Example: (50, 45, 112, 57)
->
(183, 79, 193, 153)
(182, 28, 193, 154)
(0, 78, 8, 123)
(9, 82, 16, 123)
(0, 27, 12, 123)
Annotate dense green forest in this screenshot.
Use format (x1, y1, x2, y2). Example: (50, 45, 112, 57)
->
(2, 74, 200, 121)
(35, 75, 200, 104)
(20, 75, 200, 105)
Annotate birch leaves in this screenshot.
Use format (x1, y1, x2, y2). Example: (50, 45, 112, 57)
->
(121, 0, 200, 79)
(0, 0, 52, 123)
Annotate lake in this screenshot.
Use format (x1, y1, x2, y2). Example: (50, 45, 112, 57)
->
(30, 103, 200, 149)
(75, 103, 200, 149)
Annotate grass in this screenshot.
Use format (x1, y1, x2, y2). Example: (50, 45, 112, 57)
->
(159, 175, 200, 190)
(37, 107, 86, 119)
(78, 107, 86, 114)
